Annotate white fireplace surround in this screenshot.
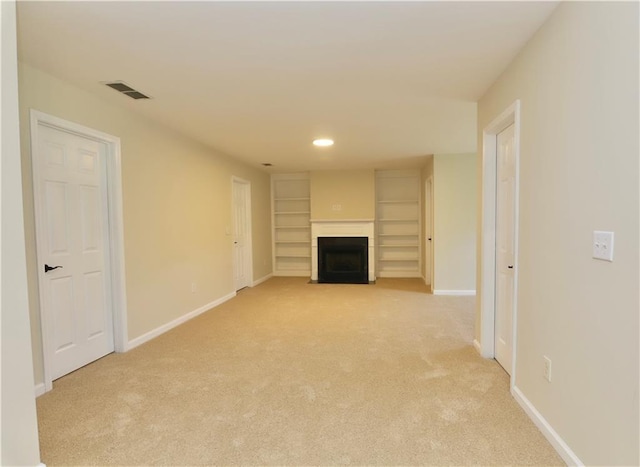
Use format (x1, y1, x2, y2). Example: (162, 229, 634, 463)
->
(311, 219, 375, 282)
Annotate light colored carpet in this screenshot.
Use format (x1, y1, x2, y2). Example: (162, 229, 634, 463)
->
(37, 277, 563, 466)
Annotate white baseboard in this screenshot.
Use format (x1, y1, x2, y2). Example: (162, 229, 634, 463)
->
(252, 273, 272, 287)
(127, 291, 236, 350)
(472, 339, 482, 354)
(512, 386, 583, 466)
(34, 382, 46, 397)
(433, 289, 476, 296)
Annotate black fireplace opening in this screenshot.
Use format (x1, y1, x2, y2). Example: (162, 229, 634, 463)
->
(318, 236, 368, 284)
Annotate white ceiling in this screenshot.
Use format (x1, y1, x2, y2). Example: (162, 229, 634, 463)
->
(16, 1, 557, 172)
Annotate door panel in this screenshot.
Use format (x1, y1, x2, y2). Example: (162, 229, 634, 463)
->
(80, 185, 101, 252)
(78, 149, 98, 173)
(495, 123, 516, 374)
(36, 124, 114, 380)
(84, 271, 107, 338)
(50, 276, 75, 352)
(45, 181, 71, 254)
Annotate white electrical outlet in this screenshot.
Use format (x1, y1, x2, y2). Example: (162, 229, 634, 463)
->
(191, 282, 197, 293)
(331, 204, 342, 211)
(543, 356, 552, 382)
(593, 231, 614, 261)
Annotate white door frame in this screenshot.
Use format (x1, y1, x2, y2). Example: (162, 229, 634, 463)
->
(424, 176, 434, 288)
(231, 176, 253, 289)
(479, 100, 521, 386)
(30, 110, 128, 392)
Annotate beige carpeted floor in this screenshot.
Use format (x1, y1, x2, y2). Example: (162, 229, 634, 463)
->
(37, 277, 563, 466)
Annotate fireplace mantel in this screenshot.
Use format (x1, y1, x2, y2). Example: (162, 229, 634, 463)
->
(311, 220, 375, 282)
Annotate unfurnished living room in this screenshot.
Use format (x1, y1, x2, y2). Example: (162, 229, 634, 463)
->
(1, 1, 638, 466)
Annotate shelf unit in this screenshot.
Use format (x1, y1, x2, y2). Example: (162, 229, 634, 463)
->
(376, 169, 422, 278)
(271, 173, 311, 276)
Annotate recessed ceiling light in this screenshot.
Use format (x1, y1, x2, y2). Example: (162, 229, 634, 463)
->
(313, 138, 334, 147)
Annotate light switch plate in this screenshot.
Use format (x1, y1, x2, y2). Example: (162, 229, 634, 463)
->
(593, 231, 614, 261)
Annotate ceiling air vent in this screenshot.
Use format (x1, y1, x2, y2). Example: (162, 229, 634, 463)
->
(104, 81, 151, 100)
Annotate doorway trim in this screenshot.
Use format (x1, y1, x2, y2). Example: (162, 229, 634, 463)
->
(231, 176, 254, 290)
(424, 176, 434, 289)
(30, 110, 128, 392)
(479, 100, 521, 386)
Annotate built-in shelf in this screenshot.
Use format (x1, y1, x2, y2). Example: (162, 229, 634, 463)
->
(274, 211, 311, 215)
(379, 234, 416, 237)
(378, 200, 418, 204)
(274, 226, 311, 229)
(379, 257, 419, 262)
(380, 244, 419, 248)
(376, 169, 421, 278)
(378, 218, 416, 222)
(274, 197, 310, 201)
(272, 173, 311, 277)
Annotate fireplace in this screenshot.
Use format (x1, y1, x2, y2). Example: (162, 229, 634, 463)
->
(311, 220, 374, 282)
(318, 237, 368, 284)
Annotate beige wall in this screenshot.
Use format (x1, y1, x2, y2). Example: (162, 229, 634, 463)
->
(18, 63, 272, 386)
(310, 170, 375, 220)
(1, 1, 41, 464)
(477, 2, 638, 465)
(433, 154, 476, 291)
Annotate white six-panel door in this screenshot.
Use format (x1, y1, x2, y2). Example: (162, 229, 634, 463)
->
(35, 123, 114, 380)
(495, 123, 516, 374)
(232, 178, 252, 291)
